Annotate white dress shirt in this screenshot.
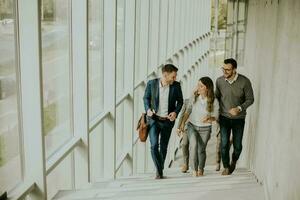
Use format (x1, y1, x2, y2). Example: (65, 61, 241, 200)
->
(188, 96, 219, 127)
(156, 80, 169, 117)
(225, 73, 238, 84)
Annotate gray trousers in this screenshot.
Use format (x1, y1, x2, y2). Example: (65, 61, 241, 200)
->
(187, 122, 211, 171)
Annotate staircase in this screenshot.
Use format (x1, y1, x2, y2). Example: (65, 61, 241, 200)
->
(53, 133, 266, 200)
(53, 166, 265, 200)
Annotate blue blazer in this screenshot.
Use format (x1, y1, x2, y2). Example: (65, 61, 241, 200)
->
(143, 78, 183, 125)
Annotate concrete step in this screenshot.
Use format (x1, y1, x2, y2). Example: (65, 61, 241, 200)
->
(53, 167, 265, 200)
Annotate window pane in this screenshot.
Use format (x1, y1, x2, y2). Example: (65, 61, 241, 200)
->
(88, 0, 104, 121)
(41, 0, 72, 157)
(116, 0, 125, 98)
(0, 0, 22, 192)
(47, 154, 73, 199)
(134, 0, 141, 84)
(89, 123, 104, 181)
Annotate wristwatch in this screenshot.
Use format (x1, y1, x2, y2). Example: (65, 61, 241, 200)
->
(237, 106, 242, 112)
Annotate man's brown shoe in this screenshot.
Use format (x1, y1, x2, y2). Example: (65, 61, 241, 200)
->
(155, 174, 164, 179)
(197, 169, 204, 176)
(155, 172, 164, 179)
(192, 170, 198, 177)
(221, 168, 230, 175)
(181, 165, 188, 173)
(216, 163, 221, 171)
(155, 175, 161, 179)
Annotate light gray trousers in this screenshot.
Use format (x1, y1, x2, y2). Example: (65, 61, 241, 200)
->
(187, 122, 211, 171)
(181, 129, 191, 167)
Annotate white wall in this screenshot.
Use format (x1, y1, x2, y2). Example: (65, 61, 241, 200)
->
(5, 0, 213, 199)
(243, 0, 300, 199)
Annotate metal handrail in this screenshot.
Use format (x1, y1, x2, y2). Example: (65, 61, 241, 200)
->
(116, 92, 132, 107)
(134, 80, 146, 90)
(89, 110, 112, 132)
(46, 137, 82, 175)
(115, 152, 130, 174)
(9, 182, 36, 200)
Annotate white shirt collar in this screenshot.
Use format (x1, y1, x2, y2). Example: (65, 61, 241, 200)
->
(225, 73, 238, 84)
(159, 79, 169, 88)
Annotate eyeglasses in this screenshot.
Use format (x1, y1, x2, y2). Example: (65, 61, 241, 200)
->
(221, 67, 233, 72)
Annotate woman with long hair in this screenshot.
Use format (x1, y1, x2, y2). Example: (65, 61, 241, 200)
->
(179, 76, 219, 176)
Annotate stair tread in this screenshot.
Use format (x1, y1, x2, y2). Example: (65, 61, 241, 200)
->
(53, 167, 264, 200)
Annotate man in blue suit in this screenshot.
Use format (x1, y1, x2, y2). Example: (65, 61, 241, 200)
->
(143, 64, 183, 179)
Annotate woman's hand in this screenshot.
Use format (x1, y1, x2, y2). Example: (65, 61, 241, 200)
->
(176, 128, 182, 136)
(176, 124, 185, 136)
(202, 116, 216, 123)
(202, 116, 210, 123)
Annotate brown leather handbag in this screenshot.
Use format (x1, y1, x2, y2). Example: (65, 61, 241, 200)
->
(136, 113, 149, 142)
(137, 80, 157, 142)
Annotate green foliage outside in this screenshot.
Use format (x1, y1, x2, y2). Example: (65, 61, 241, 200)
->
(0, 0, 14, 20)
(42, 0, 55, 21)
(0, 62, 15, 76)
(211, 0, 228, 30)
(43, 102, 57, 136)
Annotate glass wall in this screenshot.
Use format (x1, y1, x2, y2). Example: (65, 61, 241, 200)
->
(88, 0, 105, 181)
(47, 154, 73, 199)
(225, 0, 247, 65)
(0, 0, 22, 193)
(41, 0, 73, 157)
(116, 0, 125, 98)
(116, 0, 126, 163)
(2, 0, 212, 198)
(88, 0, 104, 121)
(134, 0, 141, 84)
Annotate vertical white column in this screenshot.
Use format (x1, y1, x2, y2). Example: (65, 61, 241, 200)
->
(133, 0, 143, 175)
(158, 0, 169, 64)
(134, 87, 148, 174)
(148, 0, 160, 71)
(18, 0, 47, 199)
(215, 0, 219, 35)
(183, 1, 186, 46)
(180, 0, 185, 48)
(234, 0, 239, 59)
(167, 0, 175, 58)
(134, 0, 150, 175)
(140, 0, 150, 76)
(103, 0, 117, 179)
(192, 0, 196, 39)
(201, 0, 204, 35)
(72, 0, 89, 188)
(188, 0, 192, 42)
(197, 0, 200, 38)
(123, 0, 136, 176)
(173, 0, 180, 52)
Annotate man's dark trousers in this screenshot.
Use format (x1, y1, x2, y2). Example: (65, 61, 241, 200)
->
(219, 115, 245, 168)
(148, 119, 173, 176)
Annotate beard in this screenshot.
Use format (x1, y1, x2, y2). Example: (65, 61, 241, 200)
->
(168, 79, 174, 85)
(224, 72, 235, 79)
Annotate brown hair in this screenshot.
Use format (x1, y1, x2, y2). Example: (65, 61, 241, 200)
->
(162, 64, 178, 73)
(224, 58, 237, 69)
(193, 77, 215, 113)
